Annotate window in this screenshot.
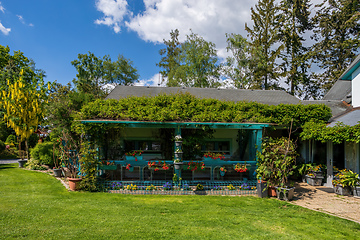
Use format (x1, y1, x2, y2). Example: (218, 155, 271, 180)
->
(124, 140, 162, 153)
(202, 140, 230, 154)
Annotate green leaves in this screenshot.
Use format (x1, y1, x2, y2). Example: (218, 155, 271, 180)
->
(80, 93, 331, 127)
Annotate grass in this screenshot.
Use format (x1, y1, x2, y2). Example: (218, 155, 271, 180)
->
(1, 164, 360, 239)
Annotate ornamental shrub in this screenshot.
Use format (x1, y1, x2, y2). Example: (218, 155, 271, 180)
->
(5, 134, 16, 146)
(30, 142, 55, 166)
(0, 140, 5, 153)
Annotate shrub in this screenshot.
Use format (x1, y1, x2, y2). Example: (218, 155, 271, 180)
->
(25, 158, 47, 170)
(5, 134, 16, 147)
(30, 142, 55, 166)
(0, 140, 5, 153)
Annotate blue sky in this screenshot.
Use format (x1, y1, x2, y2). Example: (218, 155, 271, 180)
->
(0, 0, 319, 87)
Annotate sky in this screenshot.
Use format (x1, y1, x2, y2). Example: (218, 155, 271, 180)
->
(0, 0, 320, 87)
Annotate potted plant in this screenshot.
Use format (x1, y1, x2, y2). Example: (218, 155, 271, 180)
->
(234, 162, 248, 173)
(147, 160, 170, 171)
(52, 143, 62, 178)
(174, 148, 183, 159)
(99, 160, 117, 170)
(333, 169, 359, 196)
(125, 150, 143, 161)
(174, 135, 182, 147)
(173, 158, 183, 170)
(185, 161, 205, 171)
(58, 131, 82, 191)
(219, 166, 227, 176)
(203, 152, 225, 160)
(256, 136, 297, 200)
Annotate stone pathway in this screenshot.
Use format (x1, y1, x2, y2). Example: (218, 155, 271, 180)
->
(0, 159, 20, 164)
(291, 182, 360, 224)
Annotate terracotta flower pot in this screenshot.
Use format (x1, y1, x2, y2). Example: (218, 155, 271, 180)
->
(268, 186, 277, 197)
(68, 178, 82, 191)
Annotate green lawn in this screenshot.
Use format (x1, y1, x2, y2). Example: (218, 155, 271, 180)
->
(1, 164, 359, 239)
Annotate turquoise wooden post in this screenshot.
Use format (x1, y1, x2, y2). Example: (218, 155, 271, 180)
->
(174, 125, 182, 179)
(254, 129, 263, 178)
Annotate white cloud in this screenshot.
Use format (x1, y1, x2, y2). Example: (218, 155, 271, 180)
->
(0, 22, 10, 35)
(0, 2, 5, 13)
(16, 14, 34, 27)
(134, 73, 164, 86)
(94, 0, 129, 33)
(95, 0, 256, 59)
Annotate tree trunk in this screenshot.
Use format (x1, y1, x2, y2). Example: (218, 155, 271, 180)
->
(25, 139, 29, 160)
(18, 136, 23, 160)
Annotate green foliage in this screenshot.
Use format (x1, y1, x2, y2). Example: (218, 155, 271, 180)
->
(224, 33, 252, 89)
(79, 142, 101, 192)
(196, 183, 204, 191)
(278, 0, 314, 99)
(5, 134, 16, 146)
(80, 93, 332, 128)
(25, 158, 47, 170)
(256, 137, 297, 187)
(30, 142, 55, 166)
(157, 29, 181, 82)
(300, 121, 360, 143)
(245, 0, 283, 90)
(311, 0, 360, 93)
(0, 140, 4, 153)
(0, 45, 46, 93)
(163, 30, 221, 88)
(71, 52, 139, 98)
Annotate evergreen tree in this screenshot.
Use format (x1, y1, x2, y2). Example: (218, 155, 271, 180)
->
(224, 33, 252, 89)
(245, 0, 283, 90)
(311, 0, 360, 93)
(157, 29, 181, 84)
(279, 0, 314, 99)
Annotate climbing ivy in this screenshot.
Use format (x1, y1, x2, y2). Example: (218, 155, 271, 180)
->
(300, 121, 360, 144)
(80, 93, 332, 128)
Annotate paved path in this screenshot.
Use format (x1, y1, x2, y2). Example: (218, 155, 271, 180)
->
(291, 182, 360, 224)
(0, 159, 20, 164)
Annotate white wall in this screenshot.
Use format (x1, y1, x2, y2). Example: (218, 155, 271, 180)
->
(352, 71, 360, 108)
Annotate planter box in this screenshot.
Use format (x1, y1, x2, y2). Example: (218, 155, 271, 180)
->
(275, 187, 295, 201)
(257, 180, 268, 198)
(334, 185, 352, 196)
(353, 186, 360, 198)
(309, 171, 323, 178)
(174, 152, 183, 159)
(125, 156, 143, 161)
(306, 175, 323, 186)
(18, 160, 27, 168)
(53, 169, 62, 177)
(99, 165, 117, 170)
(173, 162, 183, 170)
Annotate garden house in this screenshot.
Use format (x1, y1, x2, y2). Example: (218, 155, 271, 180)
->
(80, 86, 335, 189)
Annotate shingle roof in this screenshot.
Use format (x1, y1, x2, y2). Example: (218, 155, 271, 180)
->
(328, 108, 360, 127)
(106, 86, 301, 105)
(302, 100, 351, 118)
(323, 80, 351, 103)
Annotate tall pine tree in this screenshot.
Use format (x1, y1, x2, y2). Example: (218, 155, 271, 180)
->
(279, 0, 314, 99)
(311, 0, 360, 94)
(245, 0, 283, 90)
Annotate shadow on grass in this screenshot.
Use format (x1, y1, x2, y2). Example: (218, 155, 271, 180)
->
(0, 164, 17, 170)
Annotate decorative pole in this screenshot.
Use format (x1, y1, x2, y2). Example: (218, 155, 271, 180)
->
(173, 125, 182, 178)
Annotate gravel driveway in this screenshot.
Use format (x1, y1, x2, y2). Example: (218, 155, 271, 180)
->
(291, 182, 360, 224)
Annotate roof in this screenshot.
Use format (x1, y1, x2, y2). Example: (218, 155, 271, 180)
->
(328, 108, 360, 127)
(302, 100, 351, 118)
(339, 55, 360, 80)
(323, 80, 351, 103)
(106, 86, 301, 105)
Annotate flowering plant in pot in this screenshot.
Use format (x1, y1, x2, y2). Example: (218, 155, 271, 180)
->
(125, 150, 143, 161)
(256, 136, 297, 200)
(186, 161, 205, 171)
(203, 152, 225, 160)
(148, 161, 170, 171)
(333, 169, 360, 196)
(234, 163, 248, 173)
